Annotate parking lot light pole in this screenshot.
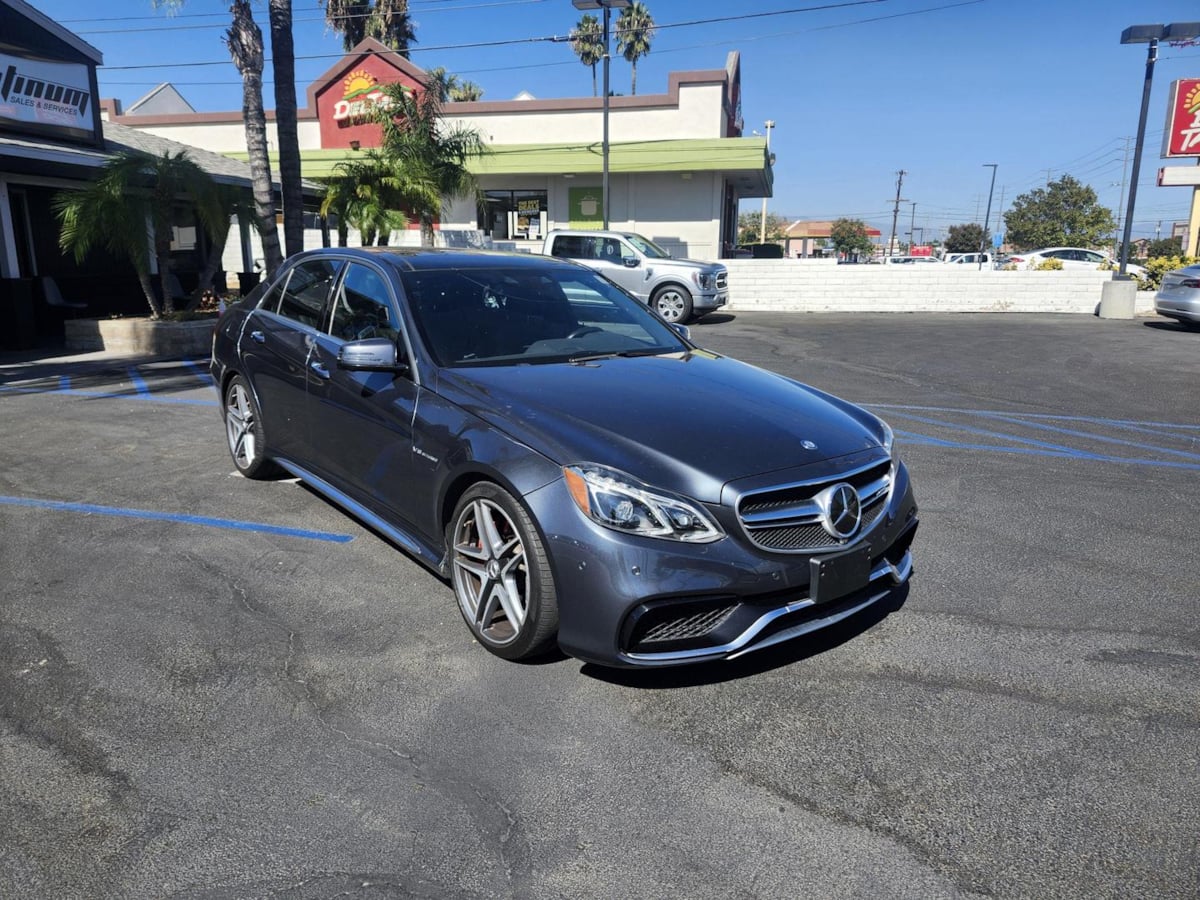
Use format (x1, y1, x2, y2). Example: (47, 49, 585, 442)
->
(759, 120, 775, 244)
(980, 164, 998, 270)
(573, 0, 630, 229)
(1118, 23, 1200, 276)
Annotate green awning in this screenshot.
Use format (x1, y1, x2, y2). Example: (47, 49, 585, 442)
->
(227, 137, 770, 180)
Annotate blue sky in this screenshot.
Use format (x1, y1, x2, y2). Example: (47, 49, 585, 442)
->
(37, 0, 1200, 241)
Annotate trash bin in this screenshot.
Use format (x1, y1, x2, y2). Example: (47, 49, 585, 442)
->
(237, 271, 261, 296)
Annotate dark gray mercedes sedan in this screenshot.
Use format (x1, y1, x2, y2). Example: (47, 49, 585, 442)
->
(210, 248, 917, 667)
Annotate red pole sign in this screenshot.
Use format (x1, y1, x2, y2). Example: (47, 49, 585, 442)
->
(1163, 78, 1200, 158)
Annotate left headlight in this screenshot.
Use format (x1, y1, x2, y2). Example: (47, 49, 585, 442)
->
(563, 464, 723, 543)
(693, 271, 714, 290)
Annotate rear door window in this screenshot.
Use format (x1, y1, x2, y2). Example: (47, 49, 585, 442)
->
(277, 258, 343, 328)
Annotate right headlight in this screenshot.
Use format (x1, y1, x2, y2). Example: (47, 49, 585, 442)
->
(563, 464, 723, 543)
(878, 416, 895, 457)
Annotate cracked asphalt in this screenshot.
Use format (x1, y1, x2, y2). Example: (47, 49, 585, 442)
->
(1, 312, 1198, 899)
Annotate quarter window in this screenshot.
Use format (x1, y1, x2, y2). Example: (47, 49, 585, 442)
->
(277, 259, 342, 327)
(330, 263, 399, 342)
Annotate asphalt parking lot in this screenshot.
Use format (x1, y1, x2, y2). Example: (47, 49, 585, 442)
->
(1, 312, 1198, 899)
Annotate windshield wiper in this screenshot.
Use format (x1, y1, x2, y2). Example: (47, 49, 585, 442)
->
(567, 348, 669, 364)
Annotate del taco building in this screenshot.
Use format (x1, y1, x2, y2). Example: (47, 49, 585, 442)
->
(101, 39, 773, 262)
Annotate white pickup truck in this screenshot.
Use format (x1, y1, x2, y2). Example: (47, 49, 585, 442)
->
(542, 229, 728, 324)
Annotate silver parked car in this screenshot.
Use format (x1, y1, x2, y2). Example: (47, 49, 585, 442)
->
(1154, 263, 1200, 329)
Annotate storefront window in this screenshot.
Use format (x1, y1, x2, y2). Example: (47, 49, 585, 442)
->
(479, 190, 547, 241)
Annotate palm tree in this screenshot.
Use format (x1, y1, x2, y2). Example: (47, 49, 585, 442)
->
(267, 0, 304, 259)
(616, 1, 655, 96)
(321, 150, 409, 246)
(427, 67, 485, 103)
(570, 14, 603, 97)
(372, 83, 486, 247)
(53, 151, 218, 318)
(323, 0, 416, 55)
(224, 1, 284, 278)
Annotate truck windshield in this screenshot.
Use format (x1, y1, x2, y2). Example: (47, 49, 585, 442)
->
(623, 233, 671, 259)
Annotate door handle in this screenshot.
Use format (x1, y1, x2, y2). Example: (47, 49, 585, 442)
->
(249, 330, 265, 344)
(309, 360, 331, 380)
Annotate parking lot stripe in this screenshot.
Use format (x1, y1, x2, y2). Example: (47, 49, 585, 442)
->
(0, 495, 355, 543)
(894, 430, 1200, 471)
(882, 409, 1107, 459)
(0, 384, 218, 406)
(973, 411, 1200, 461)
(870, 403, 1200, 432)
(126, 367, 152, 398)
(183, 359, 216, 385)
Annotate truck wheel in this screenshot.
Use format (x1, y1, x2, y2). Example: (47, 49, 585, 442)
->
(651, 285, 693, 324)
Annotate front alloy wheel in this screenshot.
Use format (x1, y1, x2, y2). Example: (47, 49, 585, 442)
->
(449, 483, 558, 660)
(652, 285, 693, 324)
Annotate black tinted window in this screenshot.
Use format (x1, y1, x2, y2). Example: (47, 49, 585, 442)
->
(277, 259, 342, 327)
(330, 263, 398, 342)
(551, 235, 587, 259)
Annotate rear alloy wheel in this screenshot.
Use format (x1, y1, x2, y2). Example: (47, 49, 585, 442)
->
(223, 376, 280, 479)
(449, 483, 558, 661)
(651, 284, 693, 324)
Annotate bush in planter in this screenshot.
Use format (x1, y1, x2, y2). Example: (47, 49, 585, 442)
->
(1136, 255, 1197, 292)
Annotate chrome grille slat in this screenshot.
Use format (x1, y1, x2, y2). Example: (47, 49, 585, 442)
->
(737, 460, 893, 553)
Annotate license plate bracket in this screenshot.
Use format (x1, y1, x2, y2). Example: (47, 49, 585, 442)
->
(810, 544, 872, 605)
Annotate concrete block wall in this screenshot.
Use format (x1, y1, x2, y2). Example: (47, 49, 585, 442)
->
(722, 261, 1157, 315)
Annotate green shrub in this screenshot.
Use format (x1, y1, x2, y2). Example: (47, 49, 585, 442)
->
(1032, 257, 1063, 271)
(1137, 256, 1197, 291)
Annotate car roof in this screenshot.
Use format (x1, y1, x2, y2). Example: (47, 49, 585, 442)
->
(288, 246, 581, 273)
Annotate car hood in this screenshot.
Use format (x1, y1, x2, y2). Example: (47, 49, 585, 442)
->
(655, 257, 725, 273)
(435, 351, 885, 504)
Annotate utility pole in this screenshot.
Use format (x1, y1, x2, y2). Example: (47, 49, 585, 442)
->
(887, 169, 907, 260)
(995, 185, 1006, 244)
(980, 164, 998, 270)
(1114, 135, 1132, 257)
(909, 202, 918, 250)
(759, 120, 776, 244)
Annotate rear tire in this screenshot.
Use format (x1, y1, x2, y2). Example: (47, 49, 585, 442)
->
(223, 376, 281, 480)
(448, 483, 559, 661)
(651, 284, 693, 324)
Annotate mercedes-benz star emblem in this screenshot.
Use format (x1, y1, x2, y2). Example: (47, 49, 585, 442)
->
(819, 483, 862, 539)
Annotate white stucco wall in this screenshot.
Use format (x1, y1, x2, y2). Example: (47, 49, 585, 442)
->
(722, 262, 1158, 315)
(447, 83, 726, 144)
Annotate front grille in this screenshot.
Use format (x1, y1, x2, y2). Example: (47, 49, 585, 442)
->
(737, 459, 892, 553)
(715, 271, 728, 290)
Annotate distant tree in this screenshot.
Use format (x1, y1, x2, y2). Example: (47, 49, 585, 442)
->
(427, 67, 484, 103)
(616, 1, 655, 96)
(736, 211, 788, 244)
(571, 14, 603, 97)
(1144, 236, 1183, 259)
(945, 223, 989, 254)
(323, 0, 415, 55)
(830, 218, 874, 260)
(1004, 175, 1116, 250)
(321, 150, 409, 246)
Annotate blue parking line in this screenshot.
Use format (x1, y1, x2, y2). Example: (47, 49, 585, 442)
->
(870, 403, 1200, 432)
(127, 366, 152, 398)
(183, 359, 216, 385)
(0, 384, 218, 406)
(0, 495, 355, 543)
(893, 431, 1200, 471)
(882, 409, 1107, 460)
(973, 411, 1200, 461)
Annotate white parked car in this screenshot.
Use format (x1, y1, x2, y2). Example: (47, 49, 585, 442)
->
(1154, 263, 1200, 330)
(1006, 247, 1145, 277)
(943, 252, 994, 266)
(883, 255, 943, 265)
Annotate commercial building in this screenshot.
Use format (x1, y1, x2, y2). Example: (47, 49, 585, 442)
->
(102, 38, 773, 261)
(0, 0, 306, 348)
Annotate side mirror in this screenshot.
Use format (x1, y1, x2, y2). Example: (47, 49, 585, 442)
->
(338, 337, 408, 373)
(670, 323, 691, 341)
(622, 257, 640, 268)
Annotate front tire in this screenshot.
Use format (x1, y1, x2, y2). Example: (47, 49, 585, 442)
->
(223, 376, 280, 479)
(651, 284, 694, 324)
(448, 483, 559, 661)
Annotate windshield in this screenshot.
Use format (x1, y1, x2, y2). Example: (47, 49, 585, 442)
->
(397, 264, 689, 367)
(623, 233, 672, 259)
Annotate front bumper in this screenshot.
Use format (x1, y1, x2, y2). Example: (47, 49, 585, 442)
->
(694, 289, 729, 312)
(523, 460, 917, 667)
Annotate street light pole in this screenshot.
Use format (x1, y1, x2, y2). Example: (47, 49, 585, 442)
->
(1118, 22, 1200, 275)
(759, 119, 775, 244)
(573, 0, 631, 230)
(909, 201, 917, 250)
(979, 163, 998, 270)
